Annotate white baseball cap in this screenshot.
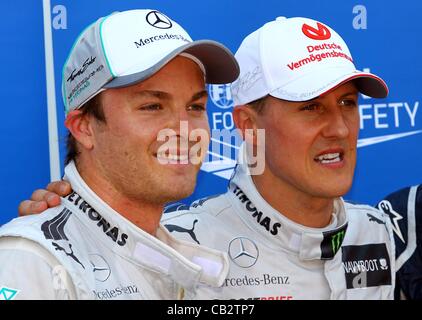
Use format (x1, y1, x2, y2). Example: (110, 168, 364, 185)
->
(62, 9, 239, 112)
(231, 16, 388, 105)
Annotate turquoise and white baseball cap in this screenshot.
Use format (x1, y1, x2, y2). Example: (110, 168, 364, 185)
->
(62, 9, 239, 112)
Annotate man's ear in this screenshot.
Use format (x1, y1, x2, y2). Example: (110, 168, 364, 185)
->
(232, 105, 259, 145)
(64, 110, 95, 150)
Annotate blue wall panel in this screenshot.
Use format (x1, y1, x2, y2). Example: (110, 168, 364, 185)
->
(0, 0, 420, 224)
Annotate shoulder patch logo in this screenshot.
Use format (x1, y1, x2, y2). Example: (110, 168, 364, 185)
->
(41, 208, 72, 241)
(41, 208, 85, 269)
(378, 200, 405, 243)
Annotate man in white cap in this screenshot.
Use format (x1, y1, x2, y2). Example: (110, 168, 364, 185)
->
(0, 9, 239, 299)
(18, 16, 395, 299)
(163, 16, 394, 300)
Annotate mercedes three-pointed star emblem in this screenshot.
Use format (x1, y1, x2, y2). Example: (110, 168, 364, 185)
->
(89, 254, 111, 282)
(146, 11, 173, 29)
(228, 237, 259, 268)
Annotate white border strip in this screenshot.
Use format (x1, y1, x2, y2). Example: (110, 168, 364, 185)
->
(43, 0, 61, 181)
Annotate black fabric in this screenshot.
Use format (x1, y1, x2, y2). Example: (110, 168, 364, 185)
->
(377, 185, 422, 299)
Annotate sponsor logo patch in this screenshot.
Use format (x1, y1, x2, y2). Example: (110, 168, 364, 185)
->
(342, 244, 391, 289)
(320, 224, 348, 259)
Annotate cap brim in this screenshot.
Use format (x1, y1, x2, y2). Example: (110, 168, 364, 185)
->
(270, 68, 388, 102)
(104, 40, 239, 88)
(348, 72, 388, 98)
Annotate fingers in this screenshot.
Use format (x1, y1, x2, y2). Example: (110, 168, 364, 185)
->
(30, 189, 54, 202)
(18, 200, 48, 216)
(32, 189, 62, 208)
(46, 181, 72, 197)
(17, 181, 72, 217)
(18, 188, 63, 217)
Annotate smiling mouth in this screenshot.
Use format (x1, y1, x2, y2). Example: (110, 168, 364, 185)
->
(156, 153, 189, 163)
(154, 148, 192, 164)
(314, 152, 344, 164)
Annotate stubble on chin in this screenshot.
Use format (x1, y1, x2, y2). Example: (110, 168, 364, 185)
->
(140, 167, 200, 204)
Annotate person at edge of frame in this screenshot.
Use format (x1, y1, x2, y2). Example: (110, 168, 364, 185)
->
(377, 184, 422, 300)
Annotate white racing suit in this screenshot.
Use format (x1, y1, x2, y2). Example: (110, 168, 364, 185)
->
(0, 161, 229, 300)
(162, 160, 396, 300)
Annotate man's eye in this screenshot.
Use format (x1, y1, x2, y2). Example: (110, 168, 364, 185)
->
(187, 104, 206, 112)
(339, 99, 357, 107)
(139, 104, 162, 111)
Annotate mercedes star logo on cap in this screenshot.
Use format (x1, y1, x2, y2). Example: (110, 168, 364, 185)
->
(146, 10, 173, 29)
(228, 237, 259, 268)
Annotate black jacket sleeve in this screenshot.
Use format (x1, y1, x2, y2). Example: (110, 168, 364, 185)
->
(376, 185, 422, 300)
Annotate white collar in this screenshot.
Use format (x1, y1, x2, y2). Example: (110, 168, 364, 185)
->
(63, 161, 229, 289)
(228, 150, 349, 260)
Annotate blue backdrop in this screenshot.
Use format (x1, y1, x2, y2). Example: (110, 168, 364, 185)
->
(1, 0, 421, 225)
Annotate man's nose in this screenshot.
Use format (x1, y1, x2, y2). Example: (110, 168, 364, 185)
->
(321, 108, 350, 139)
(164, 109, 195, 142)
